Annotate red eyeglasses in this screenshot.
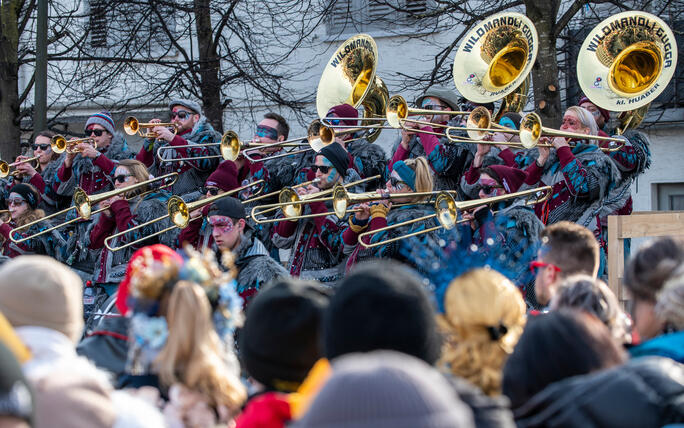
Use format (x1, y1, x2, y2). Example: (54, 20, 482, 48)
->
(529, 261, 561, 274)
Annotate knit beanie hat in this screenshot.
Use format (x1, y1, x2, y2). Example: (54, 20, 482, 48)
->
(0, 256, 84, 343)
(206, 160, 239, 191)
(85, 111, 116, 136)
(326, 104, 359, 128)
(319, 143, 349, 177)
(240, 278, 331, 392)
(324, 260, 441, 364)
(169, 99, 202, 115)
(482, 165, 527, 193)
(292, 350, 474, 428)
(578, 95, 610, 123)
(9, 183, 40, 210)
(0, 341, 34, 424)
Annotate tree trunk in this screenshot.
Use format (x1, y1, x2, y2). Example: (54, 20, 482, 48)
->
(194, 0, 223, 131)
(525, 0, 562, 129)
(0, 0, 21, 160)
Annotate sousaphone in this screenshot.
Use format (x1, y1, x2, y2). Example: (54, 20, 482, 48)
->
(453, 12, 538, 104)
(316, 34, 389, 143)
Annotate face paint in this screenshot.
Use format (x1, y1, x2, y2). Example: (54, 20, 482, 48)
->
(208, 216, 235, 235)
(326, 169, 338, 184)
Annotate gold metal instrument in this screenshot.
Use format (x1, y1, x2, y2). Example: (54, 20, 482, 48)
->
(0, 156, 40, 178)
(250, 175, 381, 223)
(453, 12, 538, 104)
(331, 186, 449, 219)
(576, 11, 677, 112)
(358, 185, 552, 248)
(124, 116, 178, 139)
(50, 135, 97, 154)
(104, 180, 265, 252)
(385, 94, 470, 129)
(244, 178, 320, 206)
(10, 173, 178, 244)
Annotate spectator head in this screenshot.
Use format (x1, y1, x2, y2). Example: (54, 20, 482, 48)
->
(624, 237, 684, 340)
(292, 350, 474, 428)
(240, 278, 331, 392)
(655, 265, 684, 332)
(437, 268, 527, 396)
(0, 256, 83, 343)
(324, 261, 441, 364)
(0, 341, 33, 427)
(533, 221, 600, 306)
(502, 310, 626, 409)
(551, 275, 631, 344)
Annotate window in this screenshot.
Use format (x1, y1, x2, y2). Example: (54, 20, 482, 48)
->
(656, 183, 684, 211)
(88, 0, 108, 49)
(327, 0, 434, 35)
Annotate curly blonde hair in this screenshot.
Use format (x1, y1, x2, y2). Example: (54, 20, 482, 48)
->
(155, 281, 246, 414)
(401, 157, 434, 203)
(437, 269, 526, 396)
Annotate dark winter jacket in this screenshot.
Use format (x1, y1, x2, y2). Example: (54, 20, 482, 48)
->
(54, 132, 134, 196)
(513, 357, 684, 427)
(346, 137, 389, 190)
(0, 217, 67, 259)
(136, 116, 221, 196)
(9, 159, 68, 214)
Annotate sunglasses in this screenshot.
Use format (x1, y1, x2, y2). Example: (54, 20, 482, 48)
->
(529, 260, 561, 274)
(255, 125, 279, 140)
(311, 165, 332, 174)
(87, 129, 105, 137)
(389, 177, 408, 189)
(170, 110, 192, 120)
(326, 118, 342, 126)
(32, 144, 50, 151)
(478, 184, 503, 194)
(421, 104, 447, 111)
(7, 198, 25, 207)
(208, 216, 235, 234)
(203, 186, 220, 196)
(114, 174, 132, 184)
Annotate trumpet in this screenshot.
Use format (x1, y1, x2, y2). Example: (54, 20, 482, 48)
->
(103, 180, 265, 252)
(0, 156, 40, 178)
(250, 175, 382, 223)
(124, 116, 178, 140)
(50, 135, 97, 154)
(357, 185, 552, 249)
(10, 173, 178, 244)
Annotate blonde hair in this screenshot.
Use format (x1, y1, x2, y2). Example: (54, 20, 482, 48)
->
(117, 159, 150, 198)
(437, 269, 526, 396)
(0, 207, 46, 247)
(566, 106, 598, 144)
(402, 157, 434, 203)
(155, 281, 246, 413)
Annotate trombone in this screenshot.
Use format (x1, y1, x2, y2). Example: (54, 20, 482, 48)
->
(103, 180, 265, 252)
(51, 135, 97, 154)
(244, 178, 320, 206)
(250, 175, 382, 223)
(156, 130, 311, 164)
(330, 186, 453, 219)
(357, 185, 552, 248)
(10, 173, 178, 244)
(0, 156, 40, 178)
(124, 116, 178, 139)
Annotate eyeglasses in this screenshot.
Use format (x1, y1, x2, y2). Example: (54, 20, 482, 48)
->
(114, 174, 132, 184)
(32, 144, 50, 151)
(529, 260, 561, 274)
(311, 165, 332, 174)
(478, 184, 503, 195)
(389, 177, 408, 189)
(255, 125, 279, 140)
(7, 198, 26, 207)
(203, 186, 220, 196)
(208, 216, 235, 234)
(326, 118, 342, 126)
(170, 110, 192, 120)
(86, 129, 105, 137)
(421, 104, 448, 111)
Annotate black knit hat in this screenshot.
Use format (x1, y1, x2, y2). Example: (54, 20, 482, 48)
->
(239, 278, 331, 392)
(9, 183, 40, 210)
(324, 260, 441, 364)
(319, 143, 348, 177)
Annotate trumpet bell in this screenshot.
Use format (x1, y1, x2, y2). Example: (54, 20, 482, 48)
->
(577, 11, 677, 111)
(123, 116, 139, 136)
(0, 162, 9, 178)
(453, 12, 538, 103)
(51, 135, 68, 153)
(519, 112, 542, 149)
(435, 192, 457, 230)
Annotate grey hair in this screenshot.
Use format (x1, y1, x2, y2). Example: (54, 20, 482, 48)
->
(655, 265, 684, 331)
(567, 106, 599, 145)
(551, 274, 631, 344)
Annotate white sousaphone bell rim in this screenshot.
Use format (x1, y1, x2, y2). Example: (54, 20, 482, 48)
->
(453, 12, 539, 104)
(576, 11, 678, 112)
(315, 34, 379, 119)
